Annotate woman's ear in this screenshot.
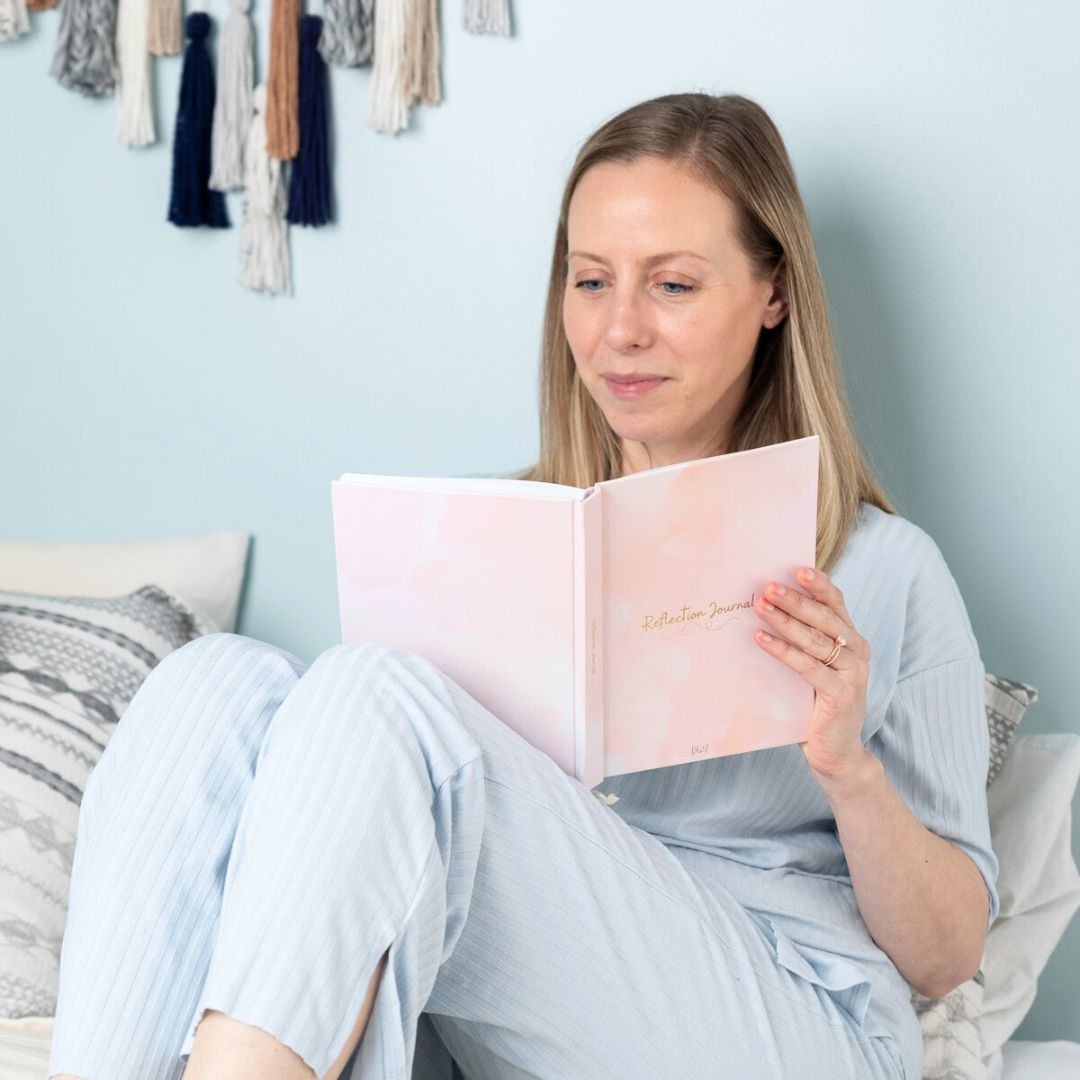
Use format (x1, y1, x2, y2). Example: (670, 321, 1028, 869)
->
(762, 255, 789, 330)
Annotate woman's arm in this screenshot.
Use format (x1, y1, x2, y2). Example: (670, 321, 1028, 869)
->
(752, 564, 994, 999)
(816, 748, 989, 999)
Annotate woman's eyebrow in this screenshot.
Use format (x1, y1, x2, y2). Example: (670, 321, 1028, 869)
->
(566, 249, 711, 265)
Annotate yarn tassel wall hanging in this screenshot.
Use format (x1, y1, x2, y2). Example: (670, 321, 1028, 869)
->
(239, 84, 291, 295)
(286, 14, 331, 226)
(265, 0, 300, 159)
(319, 0, 373, 68)
(209, 0, 255, 191)
(148, 0, 183, 55)
(463, 0, 510, 35)
(116, 0, 156, 144)
(168, 12, 230, 226)
(368, 0, 409, 133)
(50, 0, 119, 95)
(402, 0, 440, 109)
(0, 0, 31, 42)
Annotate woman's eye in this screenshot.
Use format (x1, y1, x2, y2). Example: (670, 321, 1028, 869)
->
(572, 280, 695, 295)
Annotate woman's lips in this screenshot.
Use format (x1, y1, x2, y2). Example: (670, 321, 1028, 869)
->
(602, 375, 669, 400)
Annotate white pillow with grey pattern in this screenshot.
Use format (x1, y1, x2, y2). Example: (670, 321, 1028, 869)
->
(0, 584, 211, 1019)
(911, 672, 1039, 1080)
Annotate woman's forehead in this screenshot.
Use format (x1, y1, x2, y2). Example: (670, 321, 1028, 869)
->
(567, 161, 736, 253)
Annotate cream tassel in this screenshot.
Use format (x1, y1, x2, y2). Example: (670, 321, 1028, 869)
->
(238, 84, 292, 296)
(463, 0, 510, 35)
(210, 0, 255, 191)
(116, 0, 156, 145)
(368, 0, 409, 134)
(0, 0, 31, 42)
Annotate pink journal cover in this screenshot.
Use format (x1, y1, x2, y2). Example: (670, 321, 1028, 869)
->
(597, 435, 819, 779)
(332, 434, 819, 790)
(332, 484, 584, 776)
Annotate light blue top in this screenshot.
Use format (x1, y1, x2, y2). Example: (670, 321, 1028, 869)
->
(599, 499, 999, 1052)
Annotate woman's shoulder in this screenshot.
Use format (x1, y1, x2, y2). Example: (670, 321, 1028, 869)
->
(843, 501, 981, 680)
(838, 500, 947, 581)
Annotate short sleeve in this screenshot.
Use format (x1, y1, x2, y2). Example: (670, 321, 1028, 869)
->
(867, 656, 1000, 928)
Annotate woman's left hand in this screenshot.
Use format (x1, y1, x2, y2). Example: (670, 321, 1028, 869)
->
(753, 566, 873, 788)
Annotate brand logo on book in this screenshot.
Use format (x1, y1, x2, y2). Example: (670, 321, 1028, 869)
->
(590, 618, 598, 674)
(691, 743, 709, 755)
(640, 595, 756, 637)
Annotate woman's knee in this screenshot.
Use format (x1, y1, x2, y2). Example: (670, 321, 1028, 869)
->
(141, 632, 306, 697)
(303, 641, 479, 776)
(308, 640, 455, 713)
(106, 633, 305, 759)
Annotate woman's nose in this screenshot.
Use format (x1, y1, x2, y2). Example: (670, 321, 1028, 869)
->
(602, 288, 655, 352)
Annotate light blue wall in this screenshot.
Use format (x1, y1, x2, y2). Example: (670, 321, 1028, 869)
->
(3, 0, 1078, 1043)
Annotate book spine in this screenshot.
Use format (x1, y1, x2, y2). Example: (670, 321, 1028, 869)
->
(573, 486, 605, 789)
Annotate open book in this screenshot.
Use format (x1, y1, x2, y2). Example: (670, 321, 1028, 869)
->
(332, 434, 820, 789)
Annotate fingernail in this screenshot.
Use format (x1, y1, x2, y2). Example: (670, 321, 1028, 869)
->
(800, 568, 815, 581)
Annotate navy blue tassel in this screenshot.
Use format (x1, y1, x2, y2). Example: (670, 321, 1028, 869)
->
(168, 13, 230, 228)
(286, 15, 333, 227)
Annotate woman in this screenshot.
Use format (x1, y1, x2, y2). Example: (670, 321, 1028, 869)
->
(48, 93, 996, 1080)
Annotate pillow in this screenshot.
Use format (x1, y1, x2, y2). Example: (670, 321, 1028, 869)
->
(0, 584, 212, 1019)
(0, 532, 250, 633)
(911, 672, 1040, 1080)
(984, 674, 1038, 786)
(914, 971, 987, 1079)
(979, 733, 1080, 1057)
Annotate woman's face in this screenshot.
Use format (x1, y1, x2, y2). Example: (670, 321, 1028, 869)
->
(562, 155, 787, 475)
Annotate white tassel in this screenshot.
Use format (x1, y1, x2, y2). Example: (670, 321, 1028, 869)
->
(0, 0, 31, 42)
(210, 0, 255, 191)
(115, 0, 156, 145)
(463, 0, 510, 36)
(368, 0, 409, 134)
(238, 84, 292, 296)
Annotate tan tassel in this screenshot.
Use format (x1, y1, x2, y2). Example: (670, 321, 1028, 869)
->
(266, 0, 301, 159)
(148, 0, 184, 55)
(402, 0, 440, 108)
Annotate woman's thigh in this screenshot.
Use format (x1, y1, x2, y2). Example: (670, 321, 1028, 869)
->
(411, 663, 902, 1080)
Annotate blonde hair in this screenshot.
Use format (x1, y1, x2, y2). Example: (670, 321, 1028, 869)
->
(513, 92, 897, 576)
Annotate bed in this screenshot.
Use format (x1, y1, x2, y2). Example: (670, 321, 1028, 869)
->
(1, 532, 1077, 1080)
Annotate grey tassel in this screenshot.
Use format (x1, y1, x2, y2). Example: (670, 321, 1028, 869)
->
(49, 0, 120, 95)
(319, 0, 374, 67)
(463, 0, 510, 35)
(209, 0, 255, 191)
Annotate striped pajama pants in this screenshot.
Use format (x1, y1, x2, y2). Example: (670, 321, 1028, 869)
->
(46, 632, 907, 1080)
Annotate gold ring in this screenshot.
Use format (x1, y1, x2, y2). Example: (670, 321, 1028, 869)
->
(822, 636, 846, 667)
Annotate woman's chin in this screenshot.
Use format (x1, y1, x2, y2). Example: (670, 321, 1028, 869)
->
(606, 416, 674, 445)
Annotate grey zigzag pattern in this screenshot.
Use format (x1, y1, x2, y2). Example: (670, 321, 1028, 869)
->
(0, 584, 205, 1018)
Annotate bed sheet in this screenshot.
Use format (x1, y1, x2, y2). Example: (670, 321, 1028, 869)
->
(987, 1038, 1080, 1080)
(2, 1018, 1079, 1079)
